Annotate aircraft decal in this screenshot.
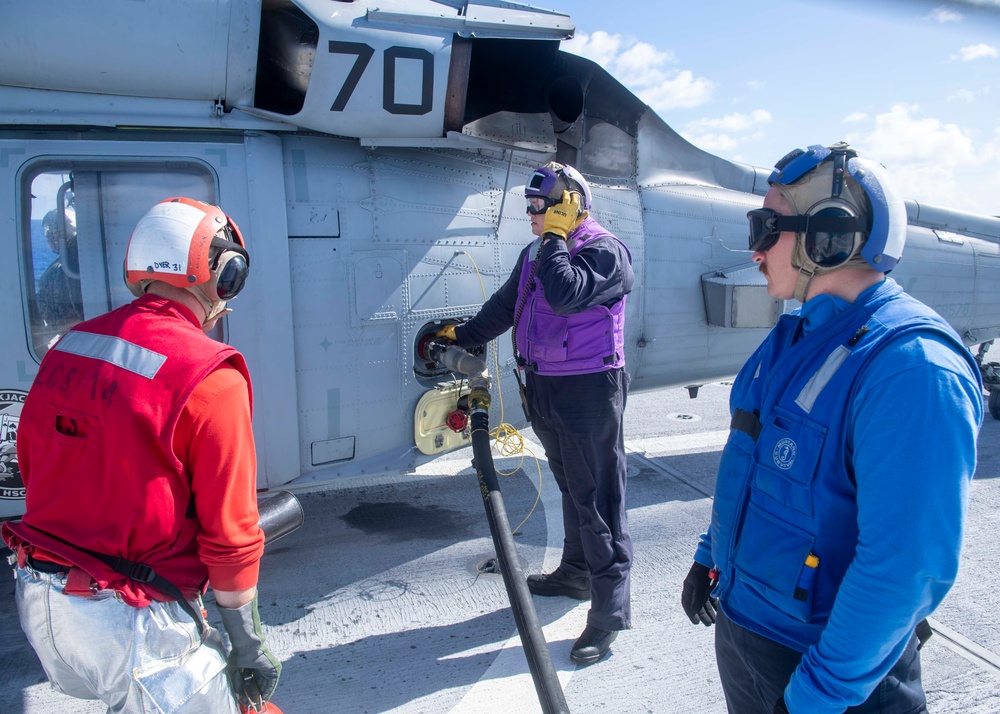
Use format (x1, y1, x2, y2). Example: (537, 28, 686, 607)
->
(327, 42, 435, 116)
(0, 390, 26, 500)
(328, 42, 376, 112)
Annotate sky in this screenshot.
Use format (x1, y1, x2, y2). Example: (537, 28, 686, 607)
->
(536, 0, 1000, 217)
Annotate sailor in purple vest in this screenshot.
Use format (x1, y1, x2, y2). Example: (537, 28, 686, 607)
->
(437, 162, 634, 666)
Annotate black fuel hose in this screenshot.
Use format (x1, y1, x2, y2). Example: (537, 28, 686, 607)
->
(257, 490, 304, 545)
(470, 410, 570, 714)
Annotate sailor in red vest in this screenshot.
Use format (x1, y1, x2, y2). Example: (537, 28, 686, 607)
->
(3, 197, 280, 713)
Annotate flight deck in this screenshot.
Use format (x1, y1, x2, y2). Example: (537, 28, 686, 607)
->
(3, 379, 998, 714)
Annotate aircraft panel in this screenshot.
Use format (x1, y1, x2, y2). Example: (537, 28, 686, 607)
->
(0, 1, 236, 102)
(894, 226, 1000, 343)
(634, 183, 768, 388)
(351, 251, 407, 325)
(259, 0, 453, 139)
(238, 132, 301, 489)
(972, 242, 1000, 342)
(636, 111, 762, 195)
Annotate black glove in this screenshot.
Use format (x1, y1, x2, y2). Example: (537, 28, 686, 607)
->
(218, 594, 282, 707)
(774, 694, 790, 713)
(681, 562, 718, 626)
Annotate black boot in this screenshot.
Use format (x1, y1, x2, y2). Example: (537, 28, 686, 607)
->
(570, 625, 618, 666)
(526, 568, 590, 600)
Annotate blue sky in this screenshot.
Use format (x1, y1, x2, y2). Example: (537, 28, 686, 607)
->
(538, 0, 1000, 216)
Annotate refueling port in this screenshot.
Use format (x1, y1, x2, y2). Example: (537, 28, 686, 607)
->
(413, 319, 483, 387)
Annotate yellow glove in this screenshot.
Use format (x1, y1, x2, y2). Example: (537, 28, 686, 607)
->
(543, 191, 586, 240)
(436, 324, 457, 341)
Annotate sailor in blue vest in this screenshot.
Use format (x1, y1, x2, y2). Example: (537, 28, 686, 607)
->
(680, 142, 984, 713)
(438, 162, 634, 666)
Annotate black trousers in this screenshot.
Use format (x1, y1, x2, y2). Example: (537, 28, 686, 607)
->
(527, 368, 632, 631)
(715, 609, 927, 713)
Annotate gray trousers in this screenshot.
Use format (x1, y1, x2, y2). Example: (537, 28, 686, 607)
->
(715, 609, 927, 713)
(15, 565, 240, 714)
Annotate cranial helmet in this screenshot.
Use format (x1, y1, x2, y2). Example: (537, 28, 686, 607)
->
(525, 161, 592, 214)
(42, 205, 77, 250)
(124, 197, 249, 324)
(767, 142, 906, 301)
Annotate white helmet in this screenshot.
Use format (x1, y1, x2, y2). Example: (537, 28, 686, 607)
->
(42, 205, 77, 251)
(524, 161, 592, 216)
(124, 197, 249, 324)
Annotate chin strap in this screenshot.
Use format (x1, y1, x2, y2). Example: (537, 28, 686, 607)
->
(190, 284, 231, 326)
(793, 266, 815, 303)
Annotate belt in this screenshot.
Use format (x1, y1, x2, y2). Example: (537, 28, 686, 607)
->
(27, 557, 71, 574)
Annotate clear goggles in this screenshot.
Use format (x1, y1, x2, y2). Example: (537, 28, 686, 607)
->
(209, 234, 250, 300)
(526, 196, 556, 215)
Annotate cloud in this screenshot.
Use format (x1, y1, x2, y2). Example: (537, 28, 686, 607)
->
(929, 7, 963, 22)
(680, 110, 772, 153)
(563, 31, 714, 111)
(564, 30, 632, 68)
(844, 103, 995, 211)
(952, 43, 999, 61)
(688, 133, 741, 152)
(685, 110, 773, 132)
(947, 88, 985, 102)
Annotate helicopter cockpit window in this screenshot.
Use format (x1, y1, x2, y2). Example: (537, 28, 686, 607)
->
(30, 179, 82, 355)
(23, 163, 217, 359)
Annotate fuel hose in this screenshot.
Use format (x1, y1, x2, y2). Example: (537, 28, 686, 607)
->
(423, 337, 568, 712)
(470, 408, 569, 714)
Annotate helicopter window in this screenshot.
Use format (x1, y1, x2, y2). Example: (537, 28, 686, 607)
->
(23, 162, 217, 360)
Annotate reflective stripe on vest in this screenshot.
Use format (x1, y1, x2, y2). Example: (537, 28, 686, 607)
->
(54, 330, 167, 379)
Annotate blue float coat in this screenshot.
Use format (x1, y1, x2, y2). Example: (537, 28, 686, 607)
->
(695, 278, 983, 713)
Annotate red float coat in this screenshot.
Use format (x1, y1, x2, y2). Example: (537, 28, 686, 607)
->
(2, 295, 264, 607)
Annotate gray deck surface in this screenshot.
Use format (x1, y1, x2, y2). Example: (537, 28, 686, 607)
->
(3, 379, 999, 713)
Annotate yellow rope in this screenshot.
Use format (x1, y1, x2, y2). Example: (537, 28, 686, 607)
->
(452, 250, 544, 535)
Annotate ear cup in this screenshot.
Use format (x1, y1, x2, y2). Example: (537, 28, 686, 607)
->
(803, 203, 864, 268)
(213, 250, 250, 300)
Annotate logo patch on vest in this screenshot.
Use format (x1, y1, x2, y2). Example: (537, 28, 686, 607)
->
(773, 438, 797, 470)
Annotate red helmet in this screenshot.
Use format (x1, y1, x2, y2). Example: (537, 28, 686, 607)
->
(124, 197, 247, 298)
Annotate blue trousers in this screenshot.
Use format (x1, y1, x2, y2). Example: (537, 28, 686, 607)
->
(715, 609, 927, 713)
(527, 368, 632, 631)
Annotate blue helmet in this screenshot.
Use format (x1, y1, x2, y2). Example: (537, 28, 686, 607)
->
(768, 142, 906, 273)
(525, 162, 592, 212)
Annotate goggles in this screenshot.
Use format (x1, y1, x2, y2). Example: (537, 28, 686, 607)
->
(209, 234, 250, 300)
(526, 167, 558, 198)
(747, 207, 867, 262)
(526, 196, 556, 215)
(747, 208, 804, 252)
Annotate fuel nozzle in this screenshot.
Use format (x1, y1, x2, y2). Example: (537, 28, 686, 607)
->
(417, 338, 491, 412)
(420, 339, 489, 381)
